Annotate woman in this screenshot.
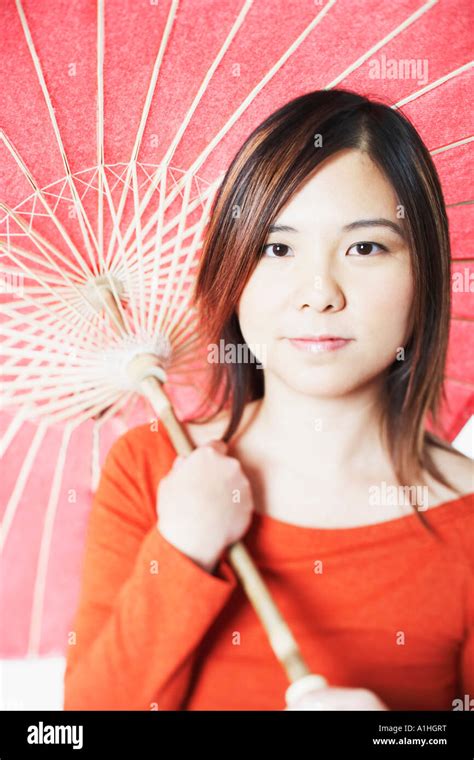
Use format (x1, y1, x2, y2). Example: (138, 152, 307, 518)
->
(64, 89, 473, 711)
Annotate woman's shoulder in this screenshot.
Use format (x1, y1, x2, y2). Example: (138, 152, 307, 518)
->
(108, 419, 177, 476)
(107, 400, 242, 467)
(425, 440, 473, 507)
(423, 441, 474, 563)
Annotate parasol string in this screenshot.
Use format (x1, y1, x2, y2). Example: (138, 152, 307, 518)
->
(1, 131, 97, 281)
(102, 0, 181, 271)
(15, 0, 100, 275)
(13, 2, 133, 339)
(106, 0, 250, 267)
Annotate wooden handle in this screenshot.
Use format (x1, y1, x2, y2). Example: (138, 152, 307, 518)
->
(126, 353, 313, 684)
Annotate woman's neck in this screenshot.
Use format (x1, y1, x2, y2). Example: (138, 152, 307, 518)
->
(248, 374, 390, 480)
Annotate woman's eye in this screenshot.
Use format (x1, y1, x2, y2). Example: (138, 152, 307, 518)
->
(347, 241, 388, 257)
(262, 243, 294, 258)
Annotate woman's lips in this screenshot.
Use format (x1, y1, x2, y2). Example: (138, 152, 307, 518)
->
(287, 336, 352, 353)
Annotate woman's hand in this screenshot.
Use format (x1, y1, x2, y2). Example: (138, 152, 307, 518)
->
(156, 440, 254, 573)
(285, 684, 389, 710)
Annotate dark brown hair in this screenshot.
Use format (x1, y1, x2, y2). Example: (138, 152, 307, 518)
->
(192, 88, 462, 531)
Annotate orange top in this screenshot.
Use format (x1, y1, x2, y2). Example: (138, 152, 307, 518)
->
(64, 422, 474, 711)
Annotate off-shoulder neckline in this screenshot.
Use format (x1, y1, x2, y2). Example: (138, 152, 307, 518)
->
(245, 493, 474, 561)
(242, 493, 474, 560)
(142, 420, 473, 548)
(251, 491, 473, 534)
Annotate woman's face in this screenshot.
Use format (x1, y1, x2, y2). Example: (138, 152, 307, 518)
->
(237, 148, 414, 398)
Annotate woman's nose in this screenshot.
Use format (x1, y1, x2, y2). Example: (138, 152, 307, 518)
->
(293, 264, 346, 313)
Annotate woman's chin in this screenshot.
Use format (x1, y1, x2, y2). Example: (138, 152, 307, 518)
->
(274, 372, 367, 399)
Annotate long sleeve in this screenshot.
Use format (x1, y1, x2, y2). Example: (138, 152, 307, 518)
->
(63, 428, 238, 710)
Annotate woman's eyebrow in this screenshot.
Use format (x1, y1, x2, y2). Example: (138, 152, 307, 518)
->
(342, 218, 406, 239)
(268, 224, 298, 234)
(268, 219, 406, 239)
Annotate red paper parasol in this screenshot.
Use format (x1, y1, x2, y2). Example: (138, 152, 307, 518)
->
(0, 0, 472, 664)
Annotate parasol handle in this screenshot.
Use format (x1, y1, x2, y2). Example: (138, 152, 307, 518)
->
(127, 353, 324, 687)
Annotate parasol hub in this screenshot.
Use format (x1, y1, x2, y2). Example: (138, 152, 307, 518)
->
(100, 331, 172, 392)
(126, 351, 168, 386)
(82, 276, 125, 314)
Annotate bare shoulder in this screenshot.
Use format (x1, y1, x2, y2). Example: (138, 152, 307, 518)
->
(425, 442, 473, 506)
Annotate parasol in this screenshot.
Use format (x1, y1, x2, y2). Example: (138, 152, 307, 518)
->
(1, 0, 473, 706)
